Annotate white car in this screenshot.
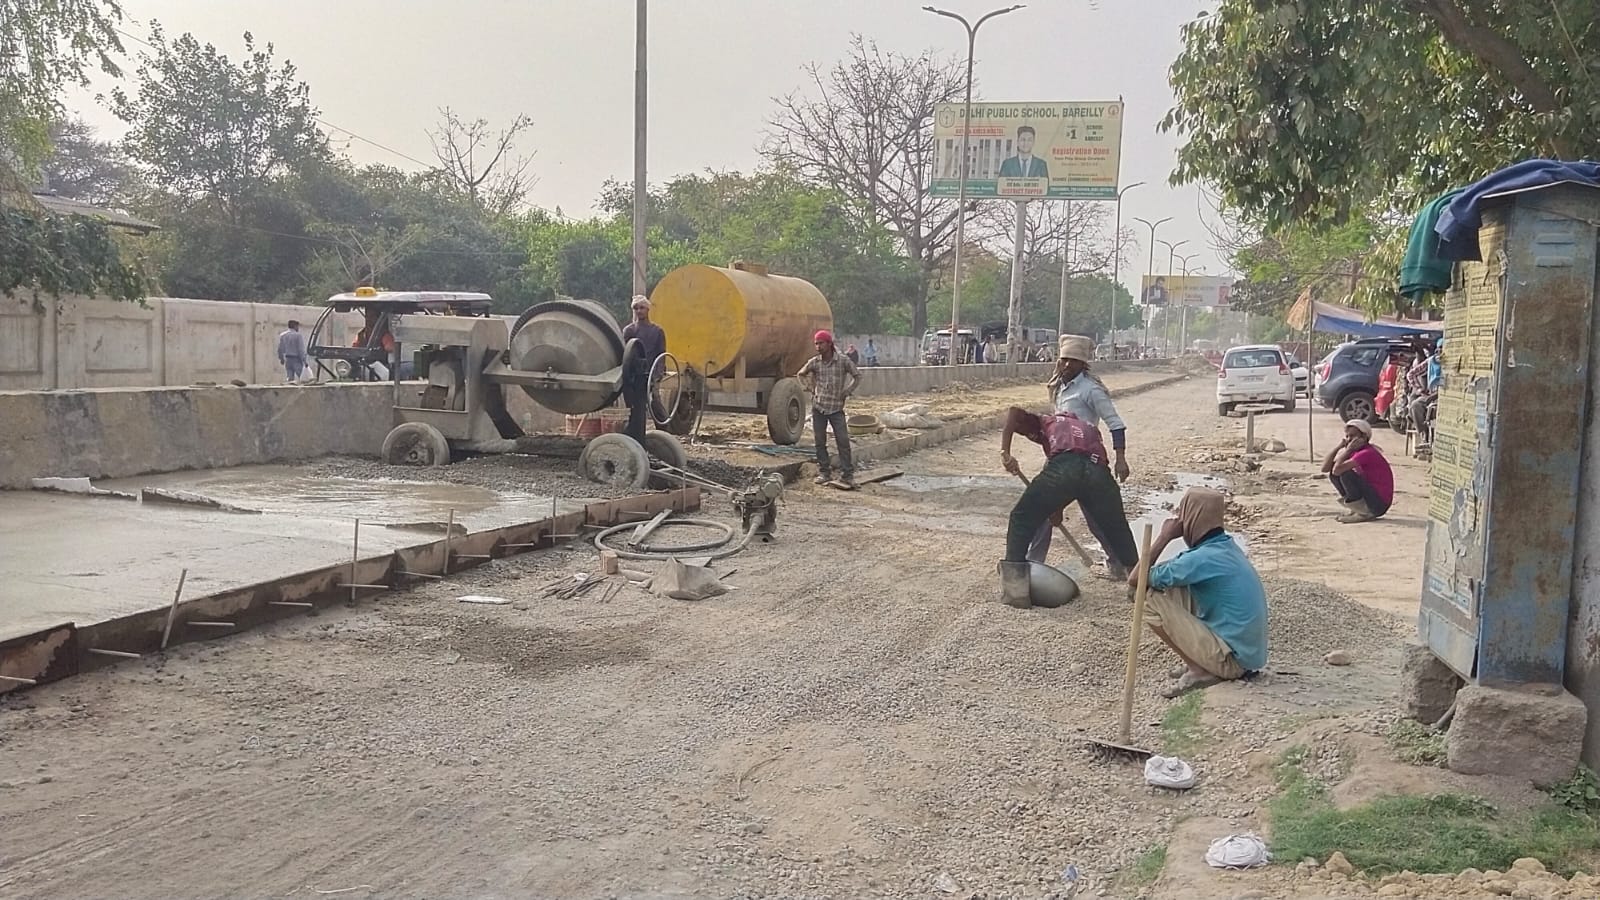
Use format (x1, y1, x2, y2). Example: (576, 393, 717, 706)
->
(1287, 355, 1310, 395)
(1217, 344, 1296, 414)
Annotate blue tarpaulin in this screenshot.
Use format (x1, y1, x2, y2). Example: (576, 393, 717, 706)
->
(1288, 294, 1442, 339)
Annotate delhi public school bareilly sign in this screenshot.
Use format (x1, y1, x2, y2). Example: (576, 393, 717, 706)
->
(930, 101, 1124, 200)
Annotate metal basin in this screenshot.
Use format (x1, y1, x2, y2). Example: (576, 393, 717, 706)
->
(1027, 561, 1080, 608)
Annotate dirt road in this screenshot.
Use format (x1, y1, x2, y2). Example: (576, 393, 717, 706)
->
(0, 377, 1426, 899)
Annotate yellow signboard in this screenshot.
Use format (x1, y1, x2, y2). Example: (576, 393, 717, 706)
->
(1138, 275, 1233, 307)
(931, 101, 1124, 200)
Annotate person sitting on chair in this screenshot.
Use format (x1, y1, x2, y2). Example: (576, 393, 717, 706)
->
(1128, 487, 1269, 698)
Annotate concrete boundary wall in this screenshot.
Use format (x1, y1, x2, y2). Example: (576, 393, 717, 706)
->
(0, 295, 364, 390)
(0, 383, 394, 489)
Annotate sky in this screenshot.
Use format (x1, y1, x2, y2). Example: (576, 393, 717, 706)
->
(64, 0, 1227, 298)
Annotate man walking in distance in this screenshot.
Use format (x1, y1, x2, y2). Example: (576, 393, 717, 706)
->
(277, 319, 307, 383)
(621, 295, 666, 444)
(1035, 334, 1133, 577)
(798, 329, 860, 488)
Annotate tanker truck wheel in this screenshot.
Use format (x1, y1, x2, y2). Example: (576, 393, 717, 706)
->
(382, 422, 451, 467)
(577, 433, 652, 492)
(766, 377, 808, 445)
(660, 368, 704, 436)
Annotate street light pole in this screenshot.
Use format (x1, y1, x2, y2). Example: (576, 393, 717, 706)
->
(1158, 238, 1189, 355)
(925, 4, 1025, 365)
(1108, 181, 1144, 351)
(1133, 215, 1171, 354)
(1176, 252, 1201, 353)
(631, 0, 648, 296)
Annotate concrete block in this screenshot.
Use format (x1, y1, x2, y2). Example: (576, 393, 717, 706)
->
(1400, 643, 1462, 723)
(1447, 683, 1586, 787)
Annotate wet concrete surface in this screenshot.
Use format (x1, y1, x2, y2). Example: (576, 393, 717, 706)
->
(0, 464, 599, 641)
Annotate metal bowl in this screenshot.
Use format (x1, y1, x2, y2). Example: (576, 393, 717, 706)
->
(1027, 562, 1080, 608)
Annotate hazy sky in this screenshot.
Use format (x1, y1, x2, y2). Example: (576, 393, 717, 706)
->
(66, 0, 1225, 294)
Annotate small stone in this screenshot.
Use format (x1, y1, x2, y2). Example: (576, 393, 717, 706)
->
(1511, 859, 1547, 874)
(1377, 885, 1407, 897)
(36, 775, 53, 784)
(1326, 851, 1355, 876)
(742, 822, 765, 835)
(1483, 879, 1515, 896)
(1324, 649, 1355, 666)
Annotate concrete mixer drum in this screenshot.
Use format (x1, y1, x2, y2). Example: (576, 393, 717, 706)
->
(502, 298, 631, 415)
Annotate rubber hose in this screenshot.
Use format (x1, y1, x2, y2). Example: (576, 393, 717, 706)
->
(593, 518, 758, 561)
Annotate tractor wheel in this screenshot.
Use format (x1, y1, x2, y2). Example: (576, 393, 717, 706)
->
(577, 433, 651, 492)
(381, 422, 451, 467)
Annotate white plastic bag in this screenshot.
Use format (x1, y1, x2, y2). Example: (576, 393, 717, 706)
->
(1143, 754, 1197, 790)
(1204, 833, 1270, 869)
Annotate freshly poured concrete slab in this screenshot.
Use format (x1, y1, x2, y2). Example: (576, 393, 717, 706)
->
(0, 465, 590, 641)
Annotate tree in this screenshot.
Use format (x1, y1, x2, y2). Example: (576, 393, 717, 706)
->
(427, 108, 537, 217)
(1163, 0, 1600, 231)
(0, 0, 124, 177)
(110, 24, 327, 217)
(764, 35, 972, 336)
(0, 1, 144, 306)
(600, 170, 919, 333)
(39, 119, 140, 206)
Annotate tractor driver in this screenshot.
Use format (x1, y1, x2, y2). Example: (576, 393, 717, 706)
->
(621, 295, 667, 443)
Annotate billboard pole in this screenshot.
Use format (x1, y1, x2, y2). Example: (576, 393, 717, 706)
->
(925, 5, 1025, 365)
(1057, 199, 1071, 335)
(1010, 200, 1028, 362)
(1159, 239, 1188, 355)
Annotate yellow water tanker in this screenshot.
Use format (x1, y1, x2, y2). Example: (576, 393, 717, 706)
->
(650, 263, 832, 379)
(648, 262, 834, 445)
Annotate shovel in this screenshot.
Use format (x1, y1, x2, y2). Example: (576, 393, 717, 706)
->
(1084, 522, 1156, 762)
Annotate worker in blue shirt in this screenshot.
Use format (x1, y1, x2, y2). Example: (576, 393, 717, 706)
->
(1127, 487, 1269, 698)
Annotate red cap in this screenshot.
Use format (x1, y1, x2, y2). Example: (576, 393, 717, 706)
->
(814, 330, 834, 344)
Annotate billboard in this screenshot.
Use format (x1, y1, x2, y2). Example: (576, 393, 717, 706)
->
(1140, 275, 1233, 308)
(931, 101, 1124, 200)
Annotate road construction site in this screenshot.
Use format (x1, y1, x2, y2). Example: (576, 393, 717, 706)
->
(1, 372, 1509, 900)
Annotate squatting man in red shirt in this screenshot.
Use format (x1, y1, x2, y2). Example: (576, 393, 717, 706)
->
(1321, 418, 1395, 523)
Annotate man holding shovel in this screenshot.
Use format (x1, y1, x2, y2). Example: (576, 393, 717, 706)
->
(998, 408, 1141, 608)
(1127, 487, 1268, 698)
(1042, 334, 1133, 577)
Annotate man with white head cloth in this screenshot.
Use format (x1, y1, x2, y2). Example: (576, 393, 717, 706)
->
(1014, 334, 1133, 577)
(621, 295, 667, 443)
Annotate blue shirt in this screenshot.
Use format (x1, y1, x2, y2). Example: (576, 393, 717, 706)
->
(1148, 532, 1269, 671)
(1052, 372, 1126, 448)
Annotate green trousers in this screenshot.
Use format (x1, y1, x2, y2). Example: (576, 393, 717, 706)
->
(1005, 451, 1138, 568)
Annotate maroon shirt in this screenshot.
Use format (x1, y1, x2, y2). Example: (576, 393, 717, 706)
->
(1010, 407, 1108, 466)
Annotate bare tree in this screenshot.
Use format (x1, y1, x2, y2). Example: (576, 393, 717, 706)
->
(973, 200, 1134, 345)
(427, 107, 536, 217)
(764, 35, 972, 336)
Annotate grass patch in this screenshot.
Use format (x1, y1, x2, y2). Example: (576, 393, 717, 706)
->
(1120, 844, 1167, 887)
(1159, 691, 1204, 755)
(1386, 719, 1447, 767)
(1269, 746, 1600, 876)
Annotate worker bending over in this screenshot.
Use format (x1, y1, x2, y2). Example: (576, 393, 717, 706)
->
(1129, 487, 1268, 698)
(998, 407, 1140, 606)
(1035, 334, 1133, 577)
(621, 295, 667, 443)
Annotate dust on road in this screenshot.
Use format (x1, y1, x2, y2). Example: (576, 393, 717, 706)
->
(0, 377, 1426, 899)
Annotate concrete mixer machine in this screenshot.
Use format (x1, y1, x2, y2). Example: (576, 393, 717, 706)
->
(648, 262, 833, 444)
(372, 293, 687, 490)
